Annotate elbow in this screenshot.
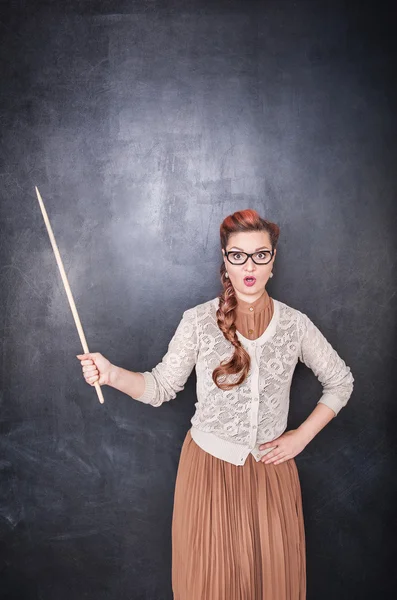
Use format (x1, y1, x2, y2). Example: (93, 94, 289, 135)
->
(134, 371, 165, 407)
(343, 368, 355, 403)
(320, 368, 355, 417)
(135, 370, 179, 407)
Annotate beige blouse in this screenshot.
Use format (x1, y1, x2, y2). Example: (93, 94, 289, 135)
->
(136, 290, 355, 464)
(234, 288, 274, 340)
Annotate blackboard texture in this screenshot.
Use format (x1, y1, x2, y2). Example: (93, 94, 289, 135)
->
(0, 1, 396, 599)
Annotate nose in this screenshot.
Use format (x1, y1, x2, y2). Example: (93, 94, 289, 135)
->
(245, 256, 257, 269)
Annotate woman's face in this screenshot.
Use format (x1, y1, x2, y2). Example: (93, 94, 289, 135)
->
(221, 231, 276, 302)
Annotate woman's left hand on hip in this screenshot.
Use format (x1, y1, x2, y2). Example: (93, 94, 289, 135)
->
(259, 430, 308, 465)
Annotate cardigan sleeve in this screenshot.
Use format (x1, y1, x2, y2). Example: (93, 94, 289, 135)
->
(297, 311, 354, 417)
(134, 306, 199, 407)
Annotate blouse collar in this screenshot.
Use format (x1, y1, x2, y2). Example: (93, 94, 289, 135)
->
(235, 288, 271, 314)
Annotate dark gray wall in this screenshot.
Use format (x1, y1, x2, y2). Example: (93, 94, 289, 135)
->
(0, 1, 396, 599)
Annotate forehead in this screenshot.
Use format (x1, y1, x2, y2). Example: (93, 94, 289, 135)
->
(226, 231, 272, 251)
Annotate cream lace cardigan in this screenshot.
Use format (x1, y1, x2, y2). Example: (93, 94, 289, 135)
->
(136, 296, 354, 466)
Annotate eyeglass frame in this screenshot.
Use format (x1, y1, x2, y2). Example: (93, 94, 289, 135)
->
(224, 248, 275, 266)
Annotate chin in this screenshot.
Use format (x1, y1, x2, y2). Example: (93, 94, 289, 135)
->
(238, 283, 264, 292)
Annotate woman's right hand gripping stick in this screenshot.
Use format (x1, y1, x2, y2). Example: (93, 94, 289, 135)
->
(76, 352, 113, 387)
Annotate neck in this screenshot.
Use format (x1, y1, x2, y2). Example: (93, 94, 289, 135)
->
(235, 287, 269, 306)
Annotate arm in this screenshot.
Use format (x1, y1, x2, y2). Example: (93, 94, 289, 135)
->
(297, 402, 336, 444)
(261, 402, 336, 461)
(260, 311, 355, 462)
(129, 306, 199, 407)
(296, 310, 354, 438)
(108, 367, 146, 400)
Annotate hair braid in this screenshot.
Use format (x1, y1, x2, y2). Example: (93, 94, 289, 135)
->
(212, 208, 280, 391)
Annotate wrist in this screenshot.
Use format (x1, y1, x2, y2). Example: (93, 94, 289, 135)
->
(297, 423, 316, 445)
(108, 364, 119, 387)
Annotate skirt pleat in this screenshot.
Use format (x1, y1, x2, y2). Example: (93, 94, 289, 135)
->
(172, 429, 306, 600)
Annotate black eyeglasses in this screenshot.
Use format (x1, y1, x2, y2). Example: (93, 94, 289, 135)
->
(224, 249, 274, 265)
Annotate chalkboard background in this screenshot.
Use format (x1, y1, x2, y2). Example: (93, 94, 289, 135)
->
(0, 1, 396, 598)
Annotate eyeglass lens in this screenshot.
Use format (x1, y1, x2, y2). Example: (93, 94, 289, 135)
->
(228, 251, 271, 265)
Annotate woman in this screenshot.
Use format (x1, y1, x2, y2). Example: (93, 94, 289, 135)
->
(77, 208, 354, 600)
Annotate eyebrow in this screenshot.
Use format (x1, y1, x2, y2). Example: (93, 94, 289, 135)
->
(228, 246, 270, 251)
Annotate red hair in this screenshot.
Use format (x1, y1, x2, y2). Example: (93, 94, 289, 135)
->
(212, 208, 280, 391)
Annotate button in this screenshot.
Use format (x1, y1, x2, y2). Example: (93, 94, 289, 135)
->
(249, 306, 253, 311)
(253, 424, 257, 429)
(248, 329, 254, 334)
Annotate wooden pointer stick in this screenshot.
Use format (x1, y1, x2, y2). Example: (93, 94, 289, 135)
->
(35, 186, 105, 404)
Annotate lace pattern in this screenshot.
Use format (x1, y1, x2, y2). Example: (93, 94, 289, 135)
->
(136, 297, 354, 448)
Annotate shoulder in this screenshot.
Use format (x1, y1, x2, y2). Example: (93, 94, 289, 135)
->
(276, 299, 328, 343)
(180, 297, 218, 323)
(273, 297, 305, 321)
(185, 296, 219, 321)
(272, 298, 312, 338)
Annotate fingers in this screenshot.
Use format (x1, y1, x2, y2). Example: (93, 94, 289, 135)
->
(273, 456, 291, 465)
(76, 354, 99, 385)
(261, 447, 283, 462)
(262, 452, 292, 465)
(76, 353, 101, 360)
(261, 447, 287, 464)
(76, 353, 94, 361)
(264, 453, 285, 464)
(86, 372, 99, 385)
(76, 354, 95, 368)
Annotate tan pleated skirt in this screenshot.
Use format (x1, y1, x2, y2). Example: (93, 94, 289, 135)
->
(172, 429, 306, 600)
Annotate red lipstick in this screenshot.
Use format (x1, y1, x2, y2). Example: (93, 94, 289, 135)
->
(243, 276, 256, 287)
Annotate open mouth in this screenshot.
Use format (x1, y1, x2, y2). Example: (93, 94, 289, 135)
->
(244, 276, 256, 285)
